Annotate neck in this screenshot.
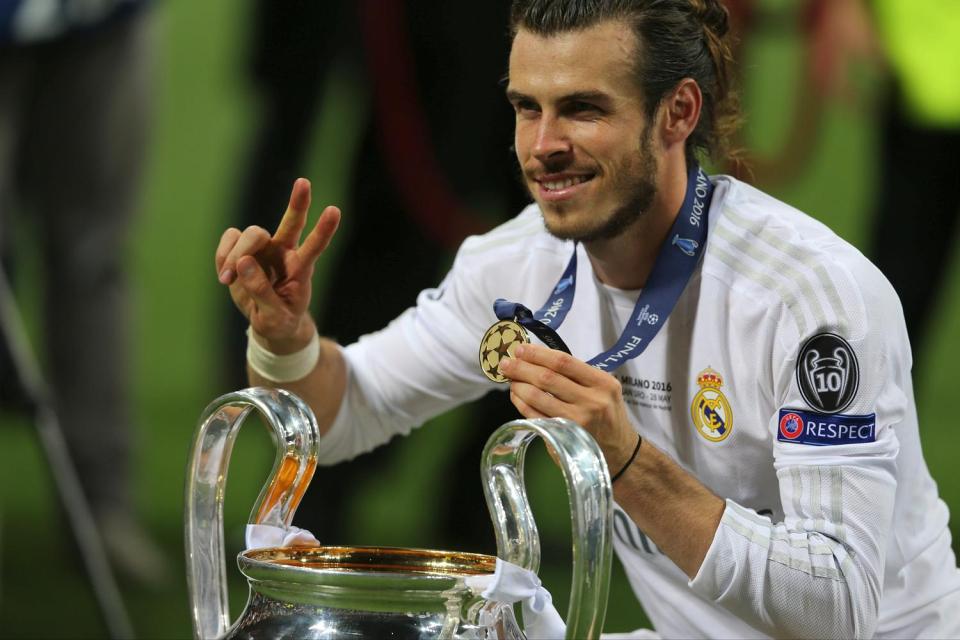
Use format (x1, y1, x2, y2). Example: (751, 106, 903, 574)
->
(584, 162, 690, 290)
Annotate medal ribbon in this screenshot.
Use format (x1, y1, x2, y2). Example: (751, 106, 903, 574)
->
(494, 164, 714, 372)
(494, 298, 572, 353)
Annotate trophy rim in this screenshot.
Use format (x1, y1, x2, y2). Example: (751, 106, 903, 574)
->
(240, 545, 497, 578)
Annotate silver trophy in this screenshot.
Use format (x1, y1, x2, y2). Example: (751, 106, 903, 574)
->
(185, 387, 613, 639)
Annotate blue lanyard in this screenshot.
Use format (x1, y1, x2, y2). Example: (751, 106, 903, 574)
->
(494, 164, 714, 372)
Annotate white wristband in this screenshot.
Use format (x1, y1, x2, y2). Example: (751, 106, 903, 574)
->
(246, 327, 320, 382)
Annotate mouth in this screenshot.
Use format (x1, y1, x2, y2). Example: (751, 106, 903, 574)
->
(534, 173, 596, 201)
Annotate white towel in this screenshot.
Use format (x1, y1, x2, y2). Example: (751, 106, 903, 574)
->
(465, 558, 567, 639)
(244, 523, 320, 550)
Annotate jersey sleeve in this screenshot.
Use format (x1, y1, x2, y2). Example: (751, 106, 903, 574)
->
(689, 257, 905, 638)
(315, 244, 500, 465)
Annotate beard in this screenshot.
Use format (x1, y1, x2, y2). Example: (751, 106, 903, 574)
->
(529, 128, 659, 243)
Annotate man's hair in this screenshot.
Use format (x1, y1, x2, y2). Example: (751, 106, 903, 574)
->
(510, 0, 741, 163)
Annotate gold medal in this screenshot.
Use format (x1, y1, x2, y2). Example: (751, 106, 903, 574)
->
(479, 319, 530, 383)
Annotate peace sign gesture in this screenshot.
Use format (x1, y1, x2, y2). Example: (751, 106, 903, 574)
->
(215, 178, 340, 353)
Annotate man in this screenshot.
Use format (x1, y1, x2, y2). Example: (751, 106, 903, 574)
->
(0, 0, 166, 583)
(215, 1, 960, 637)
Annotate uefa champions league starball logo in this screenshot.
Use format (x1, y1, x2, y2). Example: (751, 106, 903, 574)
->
(478, 320, 530, 383)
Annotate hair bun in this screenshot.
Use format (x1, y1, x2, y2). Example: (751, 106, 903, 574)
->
(694, 0, 730, 38)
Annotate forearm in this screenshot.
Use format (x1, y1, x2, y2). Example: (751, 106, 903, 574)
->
(612, 438, 725, 578)
(614, 440, 889, 637)
(690, 499, 869, 638)
(501, 345, 726, 576)
(247, 322, 347, 436)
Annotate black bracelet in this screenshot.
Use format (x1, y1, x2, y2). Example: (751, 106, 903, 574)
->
(611, 434, 642, 484)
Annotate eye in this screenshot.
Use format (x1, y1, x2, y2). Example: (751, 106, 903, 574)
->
(512, 99, 540, 117)
(566, 101, 603, 117)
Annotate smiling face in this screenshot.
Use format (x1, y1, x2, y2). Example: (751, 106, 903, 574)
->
(507, 19, 660, 243)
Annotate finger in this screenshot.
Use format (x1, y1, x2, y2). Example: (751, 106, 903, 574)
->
(509, 381, 572, 419)
(297, 205, 341, 265)
(215, 228, 241, 279)
(513, 343, 606, 387)
(500, 354, 582, 404)
(220, 226, 272, 284)
(510, 389, 548, 419)
(273, 178, 312, 246)
(234, 254, 285, 311)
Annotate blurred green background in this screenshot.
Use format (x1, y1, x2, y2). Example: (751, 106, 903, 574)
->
(1, 0, 958, 638)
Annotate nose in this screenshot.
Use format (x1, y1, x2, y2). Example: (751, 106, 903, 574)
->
(531, 113, 572, 161)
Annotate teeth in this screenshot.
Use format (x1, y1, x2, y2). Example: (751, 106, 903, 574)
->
(542, 175, 590, 190)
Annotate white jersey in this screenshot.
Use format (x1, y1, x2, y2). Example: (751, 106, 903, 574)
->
(319, 176, 960, 638)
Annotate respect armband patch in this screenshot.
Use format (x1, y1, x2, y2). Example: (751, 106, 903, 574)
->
(777, 409, 877, 446)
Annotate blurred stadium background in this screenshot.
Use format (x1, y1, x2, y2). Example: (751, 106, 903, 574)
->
(1, 0, 957, 637)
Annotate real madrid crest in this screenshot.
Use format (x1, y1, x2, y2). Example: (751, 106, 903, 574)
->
(691, 366, 733, 442)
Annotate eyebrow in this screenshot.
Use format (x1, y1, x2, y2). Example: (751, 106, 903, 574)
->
(560, 91, 610, 104)
(505, 89, 612, 105)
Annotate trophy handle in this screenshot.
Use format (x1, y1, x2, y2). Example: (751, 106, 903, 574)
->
(481, 418, 613, 640)
(184, 387, 319, 640)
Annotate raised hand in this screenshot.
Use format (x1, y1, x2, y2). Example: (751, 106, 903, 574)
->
(215, 178, 340, 353)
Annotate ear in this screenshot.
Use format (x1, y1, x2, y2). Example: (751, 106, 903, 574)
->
(658, 78, 702, 148)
